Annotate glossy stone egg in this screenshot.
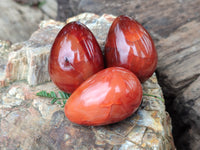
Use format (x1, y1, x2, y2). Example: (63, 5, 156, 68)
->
(65, 67, 142, 126)
(48, 22, 104, 93)
(104, 15, 157, 82)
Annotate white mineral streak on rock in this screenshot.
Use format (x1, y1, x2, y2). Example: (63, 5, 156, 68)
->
(26, 45, 51, 85)
(119, 140, 141, 150)
(6, 47, 28, 82)
(0, 86, 24, 108)
(127, 125, 147, 144)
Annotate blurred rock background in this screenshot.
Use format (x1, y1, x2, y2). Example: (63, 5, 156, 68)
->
(0, 0, 57, 43)
(0, 0, 200, 150)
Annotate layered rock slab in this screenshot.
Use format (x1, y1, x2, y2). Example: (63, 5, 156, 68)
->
(0, 13, 175, 149)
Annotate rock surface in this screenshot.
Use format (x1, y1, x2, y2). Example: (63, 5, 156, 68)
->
(0, 0, 57, 43)
(56, 1, 200, 149)
(56, 0, 81, 21)
(40, 0, 58, 19)
(156, 20, 200, 150)
(0, 13, 175, 149)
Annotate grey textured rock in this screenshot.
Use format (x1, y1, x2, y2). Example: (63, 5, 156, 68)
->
(56, 0, 81, 21)
(156, 20, 200, 150)
(0, 0, 49, 43)
(0, 0, 58, 43)
(40, 0, 58, 19)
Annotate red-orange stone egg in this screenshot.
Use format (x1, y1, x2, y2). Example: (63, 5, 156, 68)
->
(104, 15, 157, 82)
(65, 67, 142, 126)
(48, 22, 104, 93)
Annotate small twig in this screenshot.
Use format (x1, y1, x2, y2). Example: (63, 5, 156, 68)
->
(143, 93, 164, 103)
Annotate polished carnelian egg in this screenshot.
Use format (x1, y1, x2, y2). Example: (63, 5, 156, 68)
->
(48, 22, 104, 93)
(104, 15, 157, 82)
(65, 67, 142, 126)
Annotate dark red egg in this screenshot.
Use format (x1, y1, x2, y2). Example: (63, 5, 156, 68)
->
(65, 67, 142, 126)
(104, 15, 157, 82)
(48, 22, 104, 93)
